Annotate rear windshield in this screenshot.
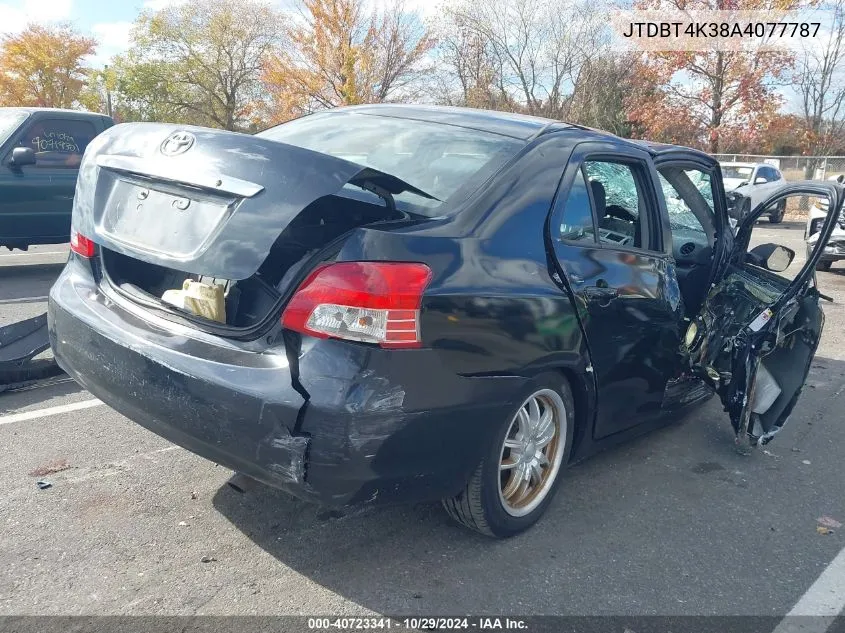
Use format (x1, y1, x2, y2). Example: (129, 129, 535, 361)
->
(258, 112, 524, 215)
(721, 165, 753, 180)
(0, 110, 27, 145)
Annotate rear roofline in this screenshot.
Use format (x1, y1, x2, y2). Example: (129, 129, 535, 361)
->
(266, 104, 562, 141)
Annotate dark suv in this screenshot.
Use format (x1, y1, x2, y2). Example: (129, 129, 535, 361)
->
(0, 107, 113, 250)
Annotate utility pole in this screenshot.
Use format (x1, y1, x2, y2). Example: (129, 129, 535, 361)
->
(104, 64, 113, 119)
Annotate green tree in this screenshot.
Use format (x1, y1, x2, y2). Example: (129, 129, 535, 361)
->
(113, 0, 283, 130)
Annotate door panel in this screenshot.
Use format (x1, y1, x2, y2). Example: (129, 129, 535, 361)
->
(549, 144, 685, 440)
(0, 117, 96, 246)
(557, 242, 684, 438)
(0, 166, 69, 245)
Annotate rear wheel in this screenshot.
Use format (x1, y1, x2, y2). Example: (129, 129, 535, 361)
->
(442, 374, 574, 538)
(817, 260, 833, 271)
(768, 201, 786, 224)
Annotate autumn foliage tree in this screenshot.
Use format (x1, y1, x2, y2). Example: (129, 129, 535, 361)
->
(628, 0, 799, 152)
(262, 0, 434, 122)
(0, 24, 96, 108)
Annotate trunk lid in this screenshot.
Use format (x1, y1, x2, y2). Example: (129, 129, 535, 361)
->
(73, 123, 431, 280)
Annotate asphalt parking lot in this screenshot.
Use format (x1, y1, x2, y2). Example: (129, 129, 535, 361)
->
(2, 223, 845, 619)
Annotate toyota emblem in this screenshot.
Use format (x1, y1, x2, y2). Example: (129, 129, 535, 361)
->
(160, 131, 195, 156)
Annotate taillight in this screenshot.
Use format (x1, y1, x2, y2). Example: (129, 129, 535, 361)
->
(70, 227, 95, 258)
(281, 262, 433, 349)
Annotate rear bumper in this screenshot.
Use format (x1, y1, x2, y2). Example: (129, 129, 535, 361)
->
(48, 258, 522, 507)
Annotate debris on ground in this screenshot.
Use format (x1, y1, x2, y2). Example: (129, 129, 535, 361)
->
(190, 491, 199, 500)
(791, 447, 801, 453)
(35, 480, 52, 490)
(29, 459, 70, 477)
(802, 460, 812, 465)
(817, 526, 834, 535)
(178, 521, 188, 527)
(818, 516, 843, 529)
(200, 555, 216, 563)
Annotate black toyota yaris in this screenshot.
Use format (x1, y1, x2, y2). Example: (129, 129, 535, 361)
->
(48, 105, 841, 537)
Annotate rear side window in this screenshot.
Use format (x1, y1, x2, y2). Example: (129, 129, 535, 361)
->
(557, 168, 596, 243)
(584, 160, 648, 249)
(15, 118, 97, 169)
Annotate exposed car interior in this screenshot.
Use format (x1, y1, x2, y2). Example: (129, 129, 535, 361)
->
(693, 234, 822, 443)
(584, 161, 646, 249)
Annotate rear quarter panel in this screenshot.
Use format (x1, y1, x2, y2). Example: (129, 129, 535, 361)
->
(335, 133, 596, 449)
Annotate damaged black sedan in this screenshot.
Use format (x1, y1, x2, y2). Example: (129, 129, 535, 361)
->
(48, 105, 842, 537)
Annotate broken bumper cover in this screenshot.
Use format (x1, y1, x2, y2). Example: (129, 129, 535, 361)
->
(48, 259, 517, 507)
(819, 239, 845, 261)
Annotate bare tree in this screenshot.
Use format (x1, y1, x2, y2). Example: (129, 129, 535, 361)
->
(797, 0, 845, 175)
(429, 11, 509, 109)
(567, 54, 640, 136)
(432, 0, 607, 118)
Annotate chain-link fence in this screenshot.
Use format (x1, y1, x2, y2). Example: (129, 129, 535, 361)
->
(713, 154, 845, 181)
(713, 154, 845, 217)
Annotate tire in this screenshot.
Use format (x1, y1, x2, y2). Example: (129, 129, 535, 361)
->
(816, 259, 833, 272)
(442, 373, 575, 538)
(768, 202, 785, 224)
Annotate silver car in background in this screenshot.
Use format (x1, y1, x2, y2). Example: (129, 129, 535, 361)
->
(721, 162, 788, 223)
(807, 173, 845, 271)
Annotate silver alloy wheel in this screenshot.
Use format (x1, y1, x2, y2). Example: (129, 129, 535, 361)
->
(497, 388, 566, 517)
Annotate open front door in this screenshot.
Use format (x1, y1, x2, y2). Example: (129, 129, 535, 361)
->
(687, 182, 843, 447)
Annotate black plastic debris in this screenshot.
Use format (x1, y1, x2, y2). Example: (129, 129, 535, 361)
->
(35, 480, 52, 490)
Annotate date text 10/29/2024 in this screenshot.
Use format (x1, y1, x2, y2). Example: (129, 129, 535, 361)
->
(307, 617, 529, 630)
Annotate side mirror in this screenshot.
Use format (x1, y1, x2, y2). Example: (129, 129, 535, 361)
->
(747, 243, 795, 272)
(9, 147, 36, 168)
(754, 176, 767, 185)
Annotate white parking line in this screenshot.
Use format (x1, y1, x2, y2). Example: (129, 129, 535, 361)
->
(0, 250, 67, 257)
(772, 544, 845, 632)
(0, 296, 48, 305)
(0, 399, 104, 426)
